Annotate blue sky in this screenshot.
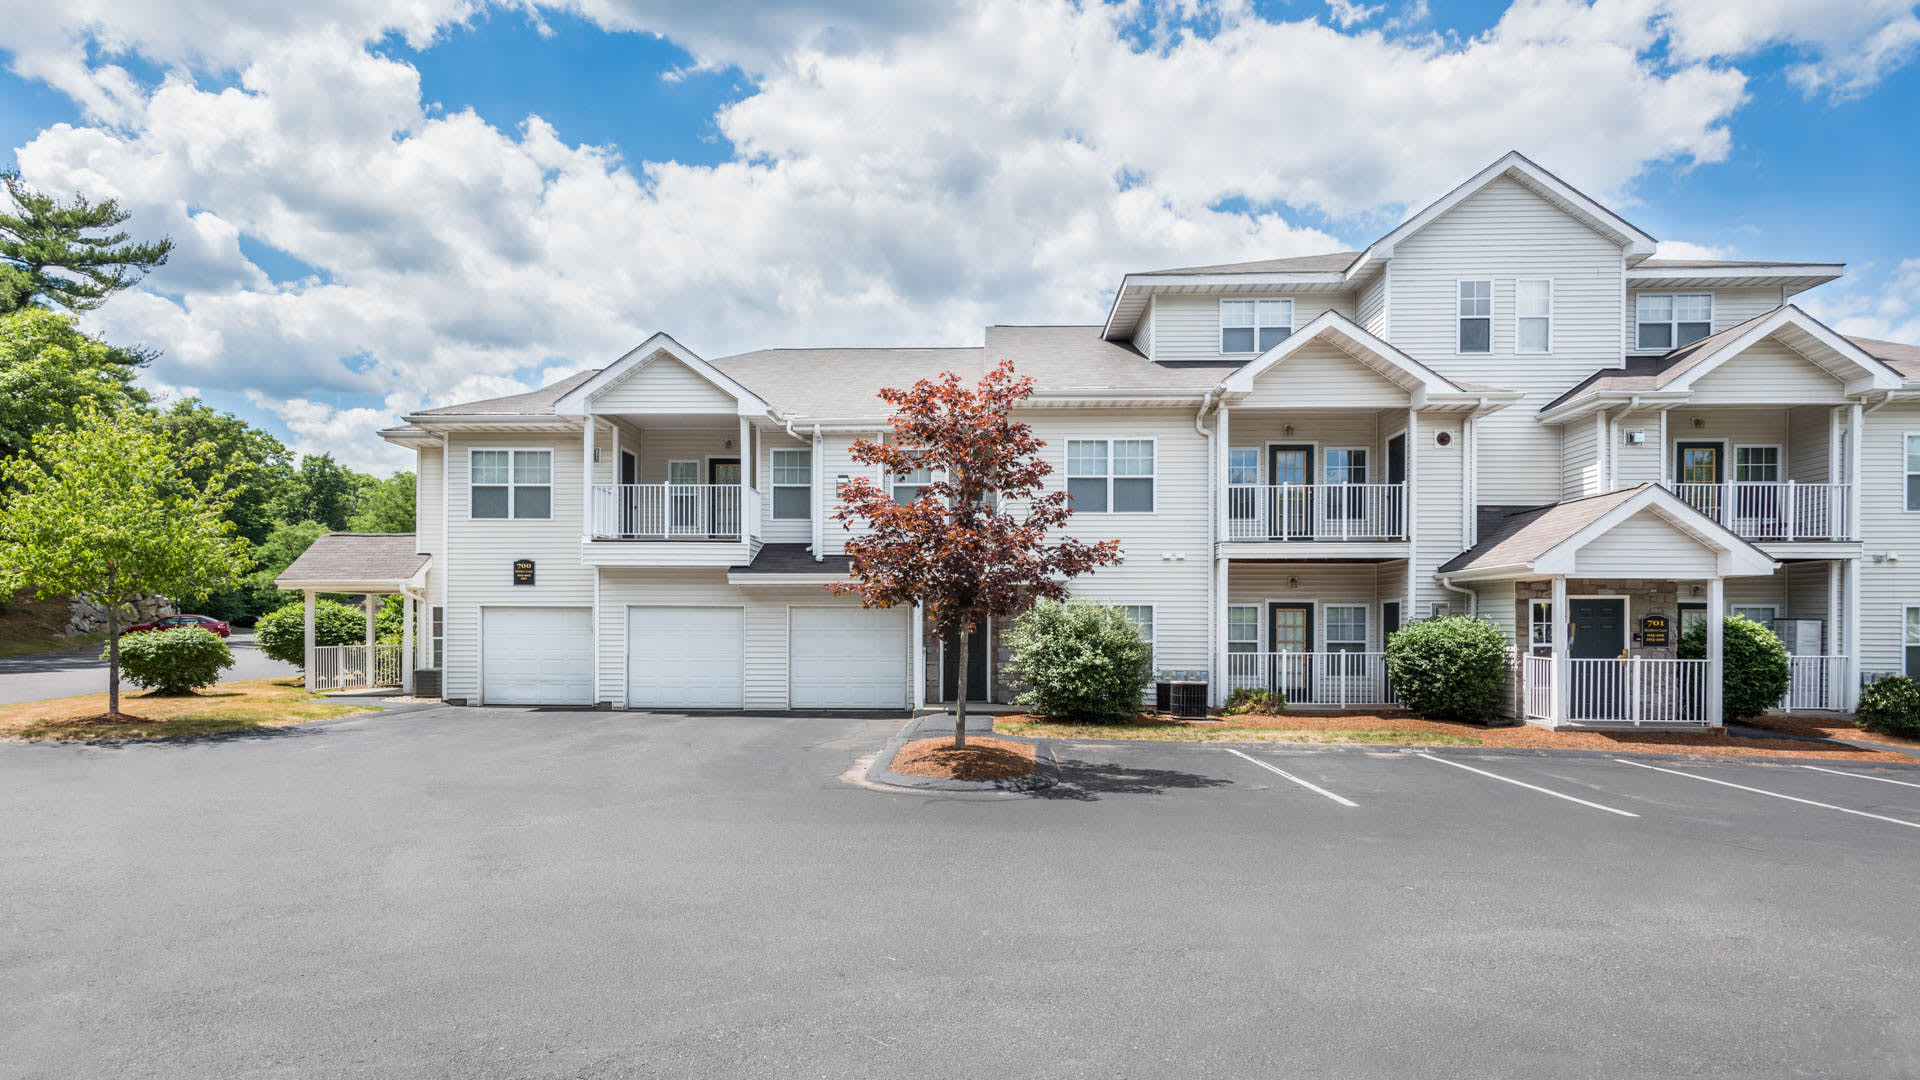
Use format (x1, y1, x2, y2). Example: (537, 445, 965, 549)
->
(2, 0, 1917, 471)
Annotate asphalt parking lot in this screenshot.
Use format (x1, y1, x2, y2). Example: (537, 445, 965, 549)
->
(3, 706, 1917, 1078)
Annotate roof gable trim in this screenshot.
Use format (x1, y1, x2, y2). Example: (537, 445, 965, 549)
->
(1219, 310, 1459, 396)
(552, 332, 772, 417)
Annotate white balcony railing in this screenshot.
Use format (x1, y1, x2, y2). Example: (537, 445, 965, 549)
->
(1667, 481, 1852, 541)
(1564, 657, 1710, 726)
(1779, 655, 1849, 712)
(310, 644, 403, 693)
(1225, 483, 1407, 542)
(591, 483, 754, 540)
(1223, 651, 1402, 708)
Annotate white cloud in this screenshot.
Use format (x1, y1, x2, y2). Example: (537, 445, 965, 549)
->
(1652, 240, 1729, 261)
(1803, 258, 1920, 347)
(1326, 0, 1384, 29)
(2, 0, 1917, 468)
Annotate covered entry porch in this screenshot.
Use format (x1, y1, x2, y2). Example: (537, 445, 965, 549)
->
(1218, 558, 1411, 709)
(274, 533, 432, 695)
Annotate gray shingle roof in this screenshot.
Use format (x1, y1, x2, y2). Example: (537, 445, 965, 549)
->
(1143, 252, 1362, 275)
(1541, 307, 1786, 411)
(1437, 487, 1647, 574)
(276, 533, 429, 588)
(412, 369, 601, 416)
(730, 544, 853, 574)
(1849, 335, 1920, 381)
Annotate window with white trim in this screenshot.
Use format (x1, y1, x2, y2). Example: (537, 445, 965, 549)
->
(1905, 434, 1920, 511)
(470, 449, 551, 519)
(1516, 279, 1551, 353)
(1227, 605, 1259, 654)
(1457, 280, 1491, 353)
(1906, 606, 1920, 676)
(667, 460, 699, 486)
(1227, 448, 1259, 486)
(1220, 299, 1293, 354)
(1731, 605, 1778, 632)
(1636, 293, 1712, 350)
(430, 605, 444, 668)
(1734, 446, 1779, 483)
(770, 448, 811, 519)
(1325, 605, 1368, 654)
(891, 466, 933, 504)
(1119, 605, 1154, 654)
(1066, 439, 1153, 513)
(1529, 600, 1553, 657)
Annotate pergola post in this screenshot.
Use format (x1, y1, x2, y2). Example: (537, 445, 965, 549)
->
(401, 592, 415, 695)
(303, 589, 316, 688)
(1550, 576, 1569, 727)
(1706, 576, 1725, 727)
(364, 593, 377, 688)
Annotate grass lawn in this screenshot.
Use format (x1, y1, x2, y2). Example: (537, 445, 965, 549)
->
(0, 677, 378, 742)
(0, 591, 103, 658)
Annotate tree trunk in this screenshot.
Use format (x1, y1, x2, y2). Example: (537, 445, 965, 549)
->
(106, 600, 120, 717)
(953, 624, 969, 750)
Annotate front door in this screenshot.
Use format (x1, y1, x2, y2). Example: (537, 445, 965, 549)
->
(1385, 433, 1407, 537)
(1674, 442, 1724, 521)
(1569, 598, 1627, 720)
(941, 621, 990, 702)
(619, 451, 638, 536)
(1268, 602, 1314, 703)
(708, 458, 741, 536)
(1268, 444, 1314, 539)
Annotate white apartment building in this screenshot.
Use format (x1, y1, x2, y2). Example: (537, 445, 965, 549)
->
(279, 151, 1920, 729)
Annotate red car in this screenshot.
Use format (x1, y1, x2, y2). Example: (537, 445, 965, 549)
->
(123, 614, 231, 638)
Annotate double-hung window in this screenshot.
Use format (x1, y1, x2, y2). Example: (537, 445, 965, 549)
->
(1529, 601, 1553, 658)
(1119, 605, 1154, 656)
(1906, 607, 1920, 676)
(1731, 605, 1778, 634)
(1227, 448, 1260, 523)
(1637, 293, 1712, 350)
(770, 449, 811, 519)
(1220, 299, 1293, 354)
(1227, 605, 1259, 655)
(1905, 434, 1920, 511)
(1066, 439, 1153, 512)
(1516, 279, 1552, 353)
(1735, 445, 1780, 483)
(430, 606, 445, 668)
(1457, 280, 1492, 353)
(1324, 605, 1368, 654)
(470, 449, 551, 519)
(891, 466, 933, 504)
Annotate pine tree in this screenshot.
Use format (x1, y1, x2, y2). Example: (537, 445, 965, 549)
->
(0, 172, 173, 314)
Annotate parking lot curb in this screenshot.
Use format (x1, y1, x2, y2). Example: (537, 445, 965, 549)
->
(865, 716, 1059, 792)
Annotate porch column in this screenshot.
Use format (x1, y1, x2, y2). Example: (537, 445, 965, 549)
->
(582, 415, 596, 541)
(365, 594, 378, 687)
(303, 589, 316, 688)
(1845, 555, 1862, 710)
(1550, 576, 1569, 725)
(912, 602, 927, 709)
(1847, 401, 1864, 541)
(1405, 409, 1417, 618)
(1213, 556, 1230, 707)
(1706, 577, 1725, 727)
(401, 592, 415, 694)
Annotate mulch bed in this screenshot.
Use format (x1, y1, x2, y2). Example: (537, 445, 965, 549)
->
(890, 736, 1035, 781)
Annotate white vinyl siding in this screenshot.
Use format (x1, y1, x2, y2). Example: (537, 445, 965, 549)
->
(1220, 298, 1294, 354)
(1625, 286, 1786, 354)
(1236, 338, 1408, 408)
(1357, 273, 1387, 336)
(1573, 513, 1719, 577)
(1413, 414, 1465, 615)
(416, 445, 444, 609)
(1686, 339, 1847, 404)
(591, 355, 735, 413)
(1144, 293, 1356, 363)
(1224, 562, 1386, 651)
(758, 430, 812, 543)
(1561, 419, 1602, 499)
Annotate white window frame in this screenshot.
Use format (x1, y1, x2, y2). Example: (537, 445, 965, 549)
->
(1456, 278, 1492, 355)
(1905, 433, 1920, 512)
(1227, 604, 1260, 654)
(1731, 605, 1778, 629)
(1515, 278, 1552, 354)
(1323, 604, 1369, 653)
(1528, 599, 1554, 657)
(1065, 437, 1155, 514)
(1427, 601, 1451, 620)
(1227, 447, 1260, 486)
(1635, 292, 1713, 351)
(890, 465, 937, 504)
(430, 605, 444, 669)
(1219, 298, 1294, 355)
(1324, 446, 1368, 485)
(1906, 606, 1920, 676)
(468, 447, 553, 520)
(666, 459, 700, 486)
(769, 447, 812, 520)
(1733, 444, 1781, 484)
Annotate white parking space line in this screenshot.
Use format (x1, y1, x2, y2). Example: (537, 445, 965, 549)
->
(1618, 759, 1920, 831)
(1799, 764, 1920, 790)
(1417, 754, 1639, 818)
(1223, 748, 1358, 807)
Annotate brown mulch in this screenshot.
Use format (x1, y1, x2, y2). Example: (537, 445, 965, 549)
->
(1742, 713, 1920, 753)
(890, 736, 1036, 781)
(998, 713, 1915, 762)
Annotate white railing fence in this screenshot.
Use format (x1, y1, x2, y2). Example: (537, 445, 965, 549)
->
(1667, 481, 1852, 541)
(1523, 654, 1554, 720)
(1223, 651, 1401, 708)
(1779, 655, 1848, 712)
(309, 644, 404, 693)
(1564, 657, 1709, 725)
(591, 483, 747, 540)
(1225, 483, 1406, 542)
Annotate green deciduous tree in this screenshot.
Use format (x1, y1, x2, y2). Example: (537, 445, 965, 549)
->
(0, 411, 250, 715)
(0, 307, 148, 467)
(0, 172, 173, 313)
(156, 398, 294, 545)
(349, 471, 416, 533)
(272, 453, 365, 531)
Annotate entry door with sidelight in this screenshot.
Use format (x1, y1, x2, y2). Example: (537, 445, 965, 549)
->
(707, 458, 741, 536)
(1674, 442, 1724, 522)
(1268, 602, 1314, 702)
(1568, 597, 1627, 720)
(1269, 445, 1314, 539)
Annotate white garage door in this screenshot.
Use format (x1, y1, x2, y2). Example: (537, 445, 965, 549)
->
(789, 606, 910, 709)
(628, 606, 744, 709)
(482, 607, 594, 706)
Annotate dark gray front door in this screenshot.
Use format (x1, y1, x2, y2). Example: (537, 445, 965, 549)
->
(941, 622, 990, 702)
(1569, 598, 1627, 720)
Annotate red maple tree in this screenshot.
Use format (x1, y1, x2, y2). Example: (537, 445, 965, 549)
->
(830, 360, 1123, 747)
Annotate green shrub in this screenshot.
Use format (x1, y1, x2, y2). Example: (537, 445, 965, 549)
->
(254, 599, 370, 668)
(109, 626, 233, 695)
(1855, 676, 1920, 738)
(1677, 614, 1790, 721)
(1383, 616, 1511, 724)
(1003, 600, 1155, 721)
(1224, 687, 1286, 716)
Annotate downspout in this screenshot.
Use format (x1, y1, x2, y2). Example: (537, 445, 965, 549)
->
(1865, 390, 1898, 414)
(811, 423, 824, 561)
(1439, 575, 1477, 617)
(1194, 391, 1216, 697)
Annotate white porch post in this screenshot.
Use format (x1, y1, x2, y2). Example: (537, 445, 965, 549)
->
(1845, 555, 1862, 710)
(912, 602, 927, 709)
(1847, 401, 1863, 541)
(303, 589, 316, 688)
(1706, 576, 1725, 727)
(364, 593, 377, 685)
(1213, 556, 1230, 707)
(1405, 408, 1417, 618)
(582, 415, 596, 541)
(1550, 576, 1569, 726)
(401, 592, 415, 694)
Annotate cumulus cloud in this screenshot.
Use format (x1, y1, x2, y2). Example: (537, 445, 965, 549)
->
(2, 0, 1917, 471)
(1804, 258, 1920, 347)
(1652, 240, 1729, 261)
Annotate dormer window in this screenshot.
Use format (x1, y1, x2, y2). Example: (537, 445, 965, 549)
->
(1220, 299, 1292, 354)
(1637, 293, 1712, 350)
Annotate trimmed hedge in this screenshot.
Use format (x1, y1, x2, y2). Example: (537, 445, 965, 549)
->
(1003, 600, 1156, 721)
(110, 626, 234, 695)
(253, 599, 372, 668)
(1383, 616, 1511, 724)
(1677, 613, 1790, 721)
(1856, 676, 1920, 738)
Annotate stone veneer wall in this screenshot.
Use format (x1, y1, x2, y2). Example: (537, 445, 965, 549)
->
(1514, 578, 1687, 659)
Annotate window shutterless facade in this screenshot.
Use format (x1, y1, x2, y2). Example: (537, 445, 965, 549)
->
(1227, 448, 1259, 486)
(1906, 434, 1920, 511)
(1907, 606, 1920, 676)
(470, 449, 552, 519)
(1734, 445, 1780, 483)
(1119, 605, 1154, 657)
(1457, 279, 1491, 353)
(431, 605, 444, 668)
(1066, 439, 1154, 512)
(1731, 605, 1778, 632)
(1636, 293, 1712, 350)
(1529, 600, 1553, 657)
(1324, 605, 1368, 653)
(1219, 298, 1293, 354)
(1227, 605, 1259, 654)
(891, 466, 933, 504)
(770, 448, 811, 519)
(1515, 278, 1551, 353)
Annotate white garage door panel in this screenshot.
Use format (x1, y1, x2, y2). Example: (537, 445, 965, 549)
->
(482, 607, 594, 705)
(789, 607, 909, 709)
(628, 606, 743, 709)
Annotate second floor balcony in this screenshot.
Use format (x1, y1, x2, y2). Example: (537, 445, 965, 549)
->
(1225, 483, 1407, 542)
(591, 482, 757, 541)
(1665, 480, 1853, 542)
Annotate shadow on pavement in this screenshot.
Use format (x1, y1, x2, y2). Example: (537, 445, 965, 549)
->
(1031, 755, 1237, 801)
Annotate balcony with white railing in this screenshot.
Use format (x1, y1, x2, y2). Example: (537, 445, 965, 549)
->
(1666, 481, 1853, 542)
(1224, 483, 1407, 543)
(590, 483, 756, 541)
(1223, 651, 1402, 709)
